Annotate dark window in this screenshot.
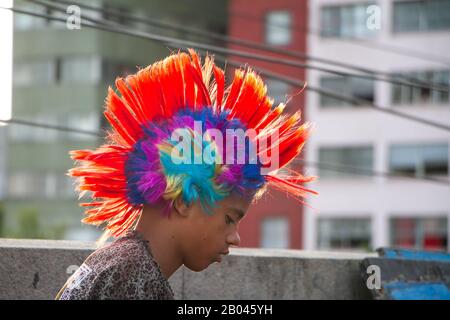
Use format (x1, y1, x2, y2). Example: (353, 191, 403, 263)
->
(321, 3, 378, 38)
(393, 0, 450, 33)
(318, 146, 374, 177)
(318, 217, 372, 251)
(391, 217, 448, 251)
(392, 70, 450, 105)
(389, 143, 448, 177)
(320, 76, 374, 107)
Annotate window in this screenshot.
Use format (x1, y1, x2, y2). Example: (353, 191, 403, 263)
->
(389, 143, 448, 177)
(8, 113, 99, 142)
(63, 174, 76, 198)
(14, 57, 136, 86)
(66, 113, 100, 141)
(260, 217, 289, 248)
(8, 172, 75, 199)
(102, 3, 133, 27)
(265, 79, 290, 104)
(8, 172, 34, 198)
(318, 146, 374, 177)
(45, 173, 57, 198)
(8, 114, 59, 142)
(102, 60, 137, 83)
(393, 0, 450, 33)
(13, 2, 79, 30)
(47, 7, 67, 30)
(391, 217, 448, 251)
(55, 173, 76, 199)
(60, 56, 101, 83)
(317, 217, 371, 251)
(265, 11, 292, 46)
(321, 3, 378, 38)
(13, 60, 56, 86)
(9, 172, 47, 198)
(392, 70, 450, 105)
(14, 57, 101, 86)
(320, 76, 374, 107)
(14, 3, 46, 30)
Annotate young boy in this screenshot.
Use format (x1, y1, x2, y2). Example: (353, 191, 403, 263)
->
(55, 50, 315, 300)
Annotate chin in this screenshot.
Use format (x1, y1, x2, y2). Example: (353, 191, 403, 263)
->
(184, 259, 213, 272)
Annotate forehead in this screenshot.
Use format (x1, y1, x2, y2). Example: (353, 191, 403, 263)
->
(219, 194, 252, 213)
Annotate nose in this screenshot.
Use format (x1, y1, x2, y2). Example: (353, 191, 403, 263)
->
(227, 229, 241, 247)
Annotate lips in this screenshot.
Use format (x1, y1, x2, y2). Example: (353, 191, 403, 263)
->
(216, 250, 229, 263)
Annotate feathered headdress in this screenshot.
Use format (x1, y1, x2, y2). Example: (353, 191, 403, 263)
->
(69, 49, 316, 240)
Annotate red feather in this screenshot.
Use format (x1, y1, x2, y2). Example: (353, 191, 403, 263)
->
(213, 65, 225, 108)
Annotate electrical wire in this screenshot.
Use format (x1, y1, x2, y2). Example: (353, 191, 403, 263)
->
(34, 0, 450, 93)
(4, 5, 450, 133)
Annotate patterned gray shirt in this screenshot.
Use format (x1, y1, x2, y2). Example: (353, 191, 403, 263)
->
(55, 230, 174, 300)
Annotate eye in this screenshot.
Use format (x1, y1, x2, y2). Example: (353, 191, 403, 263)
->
(225, 215, 235, 225)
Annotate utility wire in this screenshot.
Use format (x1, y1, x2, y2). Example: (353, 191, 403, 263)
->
(46, 0, 450, 68)
(4, 6, 450, 132)
(0, 118, 102, 137)
(1, 117, 449, 187)
(295, 159, 450, 187)
(226, 7, 450, 67)
(2, 5, 449, 186)
(36, 0, 450, 93)
(1, 7, 448, 197)
(221, 56, 450, 132)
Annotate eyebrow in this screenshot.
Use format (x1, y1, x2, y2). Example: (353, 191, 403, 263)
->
(228, 208, 245, 220)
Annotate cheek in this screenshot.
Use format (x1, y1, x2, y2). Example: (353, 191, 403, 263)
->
(182, 236, 218, 271)
(194, 225, 225, 251)
(187, 218, 226, 255)
(194, 213, 227, 243)
(182, 216, 232, 271)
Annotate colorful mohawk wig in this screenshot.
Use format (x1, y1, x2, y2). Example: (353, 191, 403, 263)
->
(69, 49, 316, 240)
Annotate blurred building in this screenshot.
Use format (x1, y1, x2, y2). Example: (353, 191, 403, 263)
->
(3, 0, 227, 240)
(305, 0, 450, 251)
(227, 0, 309, 249)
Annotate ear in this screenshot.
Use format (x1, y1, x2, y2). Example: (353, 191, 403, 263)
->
(173, 196, 190, 217)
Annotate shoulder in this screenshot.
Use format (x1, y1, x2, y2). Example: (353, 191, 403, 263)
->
(90, 237, 174, 299)
(85, 236, 150, 273)
(57, 234, 174, 299)
(56, 237, 144, 299)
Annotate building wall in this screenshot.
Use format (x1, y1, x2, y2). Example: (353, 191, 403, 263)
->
(228, 0, 309, 249)
(4, 0, 227, 240)
(305, 0, 450, 251)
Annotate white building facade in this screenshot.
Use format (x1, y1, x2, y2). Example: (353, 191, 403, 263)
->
(305, 0, 450, 252)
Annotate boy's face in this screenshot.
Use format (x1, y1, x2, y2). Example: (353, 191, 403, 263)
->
(179, 193, 251, 272)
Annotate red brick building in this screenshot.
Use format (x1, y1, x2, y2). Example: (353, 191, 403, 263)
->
(227, 0, 309, 249)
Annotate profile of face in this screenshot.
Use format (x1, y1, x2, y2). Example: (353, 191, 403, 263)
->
(174, 193, 252, 272)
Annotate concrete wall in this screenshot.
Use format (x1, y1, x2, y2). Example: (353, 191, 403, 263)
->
(0, 238, 376, 299)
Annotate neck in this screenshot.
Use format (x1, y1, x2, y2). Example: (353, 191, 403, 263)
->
(135, 205, 183, 280)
